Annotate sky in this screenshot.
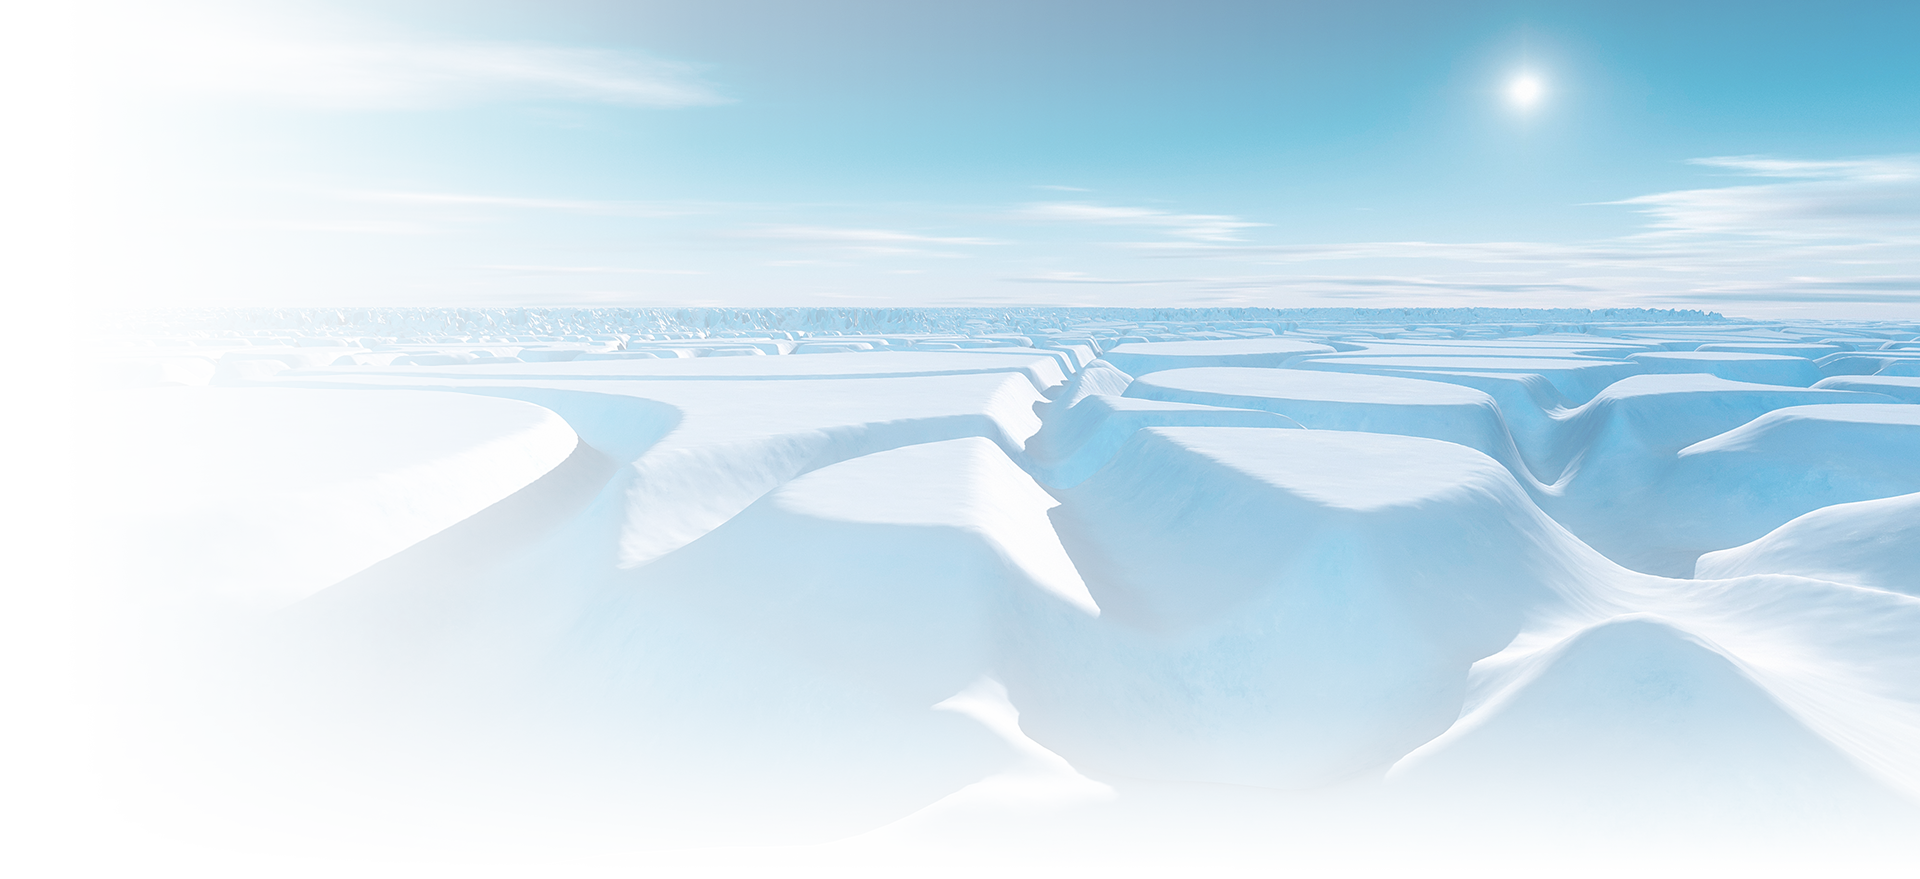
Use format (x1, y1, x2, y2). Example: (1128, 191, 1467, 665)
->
(20, 0, 1920, 316)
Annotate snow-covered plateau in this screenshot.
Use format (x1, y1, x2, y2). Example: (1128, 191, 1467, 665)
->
(50, 308, 1920, 876)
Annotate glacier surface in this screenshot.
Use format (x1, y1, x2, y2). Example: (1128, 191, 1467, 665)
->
(51, 308, 1920, 876)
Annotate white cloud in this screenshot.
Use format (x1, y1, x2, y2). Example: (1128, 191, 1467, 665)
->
(1018, 202, 1265, 242)
(1269, 276, 1602, 296)
(72, 1, 727, 109)
(481, 265, 705, 275)
(1075, 155, 1920, 313)
(344, 191, 688, 216)
(1613, 155, 1920, 238)
(1647, 276, 1920, 303)
(1135, 239, 1719, 268)
(131, 216, 439, 233)
(222, 178, 725, 217)
(1688, 155, 1919, 181)
(1006, 271, 1185, 285)
(739, 225, 1004, 258)
(749, 226, 1002, 246)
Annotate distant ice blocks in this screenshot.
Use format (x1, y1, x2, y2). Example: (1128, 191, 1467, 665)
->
(76, 309, 1920, 871)
(69, 385, 576, 625)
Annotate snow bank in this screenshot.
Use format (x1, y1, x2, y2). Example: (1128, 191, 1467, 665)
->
(1101, 338, 1335, 375)
(94, 356, 218, 387)
(66, 312, 1920, 874)
(1814, 374, 1920, 402)
(1014, 427, 1605, 788)
(1694, 493, 1920, 595)
(1629, 351, 1824, 387)
(1027, 394, 1302, 488)
(1126, 367, 1534, 481)
(1295, 353, 1636, 404)
(92, 388, 579, 614)
(1664, 404, 1920, 557)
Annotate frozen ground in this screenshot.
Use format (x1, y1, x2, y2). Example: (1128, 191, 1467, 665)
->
(49, 308, 1920, 875)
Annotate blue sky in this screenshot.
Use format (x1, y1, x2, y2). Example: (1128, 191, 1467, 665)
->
(47, 0, 1920, 315)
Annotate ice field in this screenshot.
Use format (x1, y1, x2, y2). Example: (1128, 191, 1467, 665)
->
(67, 307, 1920, 875)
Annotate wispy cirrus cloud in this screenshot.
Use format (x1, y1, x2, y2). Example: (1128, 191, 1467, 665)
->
(1054, 156, 1920, 312)
(1018, 202, 1265, 242)
(1006, 271, 1601, 296)
(214, 177, 729, 218)
(108, 215, 439, 233)
(1687, 155, 1920, 181)
(81, 0, 731, 111)
(1006, 271, 1187, 285)
(291, 185, 721, 217)
(739, 225, 1005, 258)
(1131, 239, 1721, 268)
(246, 189, 700, 239)
(481, 265, 705, 275)
(343, 190, 692, 215)
(1642, 275, 1920, 303)
(1612, 154, 1920, 238)
(1279, 276, 1603, 295)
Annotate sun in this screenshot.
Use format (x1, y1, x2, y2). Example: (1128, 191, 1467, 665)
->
(1507, 73, 1545, 110)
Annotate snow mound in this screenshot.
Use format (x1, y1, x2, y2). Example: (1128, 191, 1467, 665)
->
(596, 436, 1094, 708)
(1126, 366, 1532, 480)
(72, 312, 1920, 872)
(1814, 374, 1920, 403)
(1664, 404, 1920, 557)
(92, 387, 580, 613)
(125, 358, 216, 385)
(1295, 353, 1636, 404)
(1629, 350, 1823, 386)
(94, 355, 218, 387)
(1014, 427, 1604, 788)
(1695, 493, 1920, 595)
(1536, 375, 1896, 574)
(1392, 616, 1910, 826)
(1027, 394, 1302, 488)
(1101, 338, 1335, 375)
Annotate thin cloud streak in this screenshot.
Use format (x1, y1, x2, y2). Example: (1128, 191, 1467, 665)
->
(482, 265, 705, 275)
(344, 191, 692, 216)
(1650, 275, 1920, 303)
(735, 225, 1005, 259)
(1019, 203, 1266, 242)
(114, 215, 439, 233)
(1689, 155, 1920, 182)
(746, 226, 1004, 246)
(1128, 239, 1722, 268)
(1005, 272, 1187, 285)
(91, 4, 727, 110)
(1057, 155, 1920, 311)
(1614, 154, 1920, 238)
(226, 178, 725, 217)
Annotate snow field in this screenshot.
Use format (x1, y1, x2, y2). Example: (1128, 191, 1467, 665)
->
(69, 312, 1920, 875)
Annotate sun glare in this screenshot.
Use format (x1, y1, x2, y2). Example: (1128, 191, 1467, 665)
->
(1507, 72, 1544, 110)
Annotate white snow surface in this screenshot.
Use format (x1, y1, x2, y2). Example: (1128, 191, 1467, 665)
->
(44, 312, 1920, 876)
(71, 387, 576, 621)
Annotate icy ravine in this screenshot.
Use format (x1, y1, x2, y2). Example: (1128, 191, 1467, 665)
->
(80, 311, 1920, 874)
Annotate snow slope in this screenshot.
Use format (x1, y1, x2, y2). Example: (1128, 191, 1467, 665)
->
(60, 311, 1920, 876)
(90, 387, 580, 614)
